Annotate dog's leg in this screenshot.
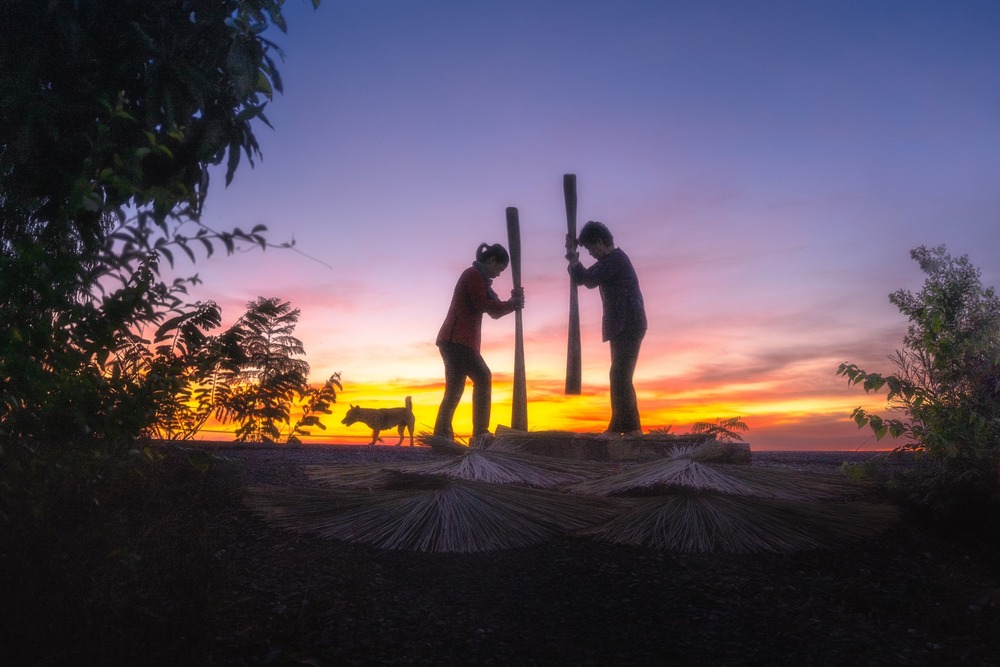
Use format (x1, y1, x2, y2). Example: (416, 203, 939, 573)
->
(369, 429, 381, 447)
(395, 424, 405, 447)
(407, 421, 414, 446)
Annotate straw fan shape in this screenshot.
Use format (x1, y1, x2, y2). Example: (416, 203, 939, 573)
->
(250, 478, 623, 553)
(305, 448, 611, 489)
(579, 494, 898, 553)
(256, 445, 619, 552)
(249, 434, 898, 554)
(566, 447, 899, 552)
(567, 447, 869, 499)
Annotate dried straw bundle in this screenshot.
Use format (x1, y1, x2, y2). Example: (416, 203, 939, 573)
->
(385, 449, 611, 487)
(567, 455, 865, 499)
(580, 494, 899, 553)
(304, 450, 611, 489)
(417, 433, 470, 454)
(251, 432, 898, 554)
(300, 464, 402, 489)
(249, 478, 624, 553)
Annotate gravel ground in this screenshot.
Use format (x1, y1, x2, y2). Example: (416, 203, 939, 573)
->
(199, 444, 1000, 667)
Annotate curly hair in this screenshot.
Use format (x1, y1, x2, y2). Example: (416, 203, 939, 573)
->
(577, 220, 614, 247)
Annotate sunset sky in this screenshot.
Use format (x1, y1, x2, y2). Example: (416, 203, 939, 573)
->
(182, 0, 1000, 450)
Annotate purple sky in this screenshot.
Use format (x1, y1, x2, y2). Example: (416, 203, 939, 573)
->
(184, 0, 1000, 448)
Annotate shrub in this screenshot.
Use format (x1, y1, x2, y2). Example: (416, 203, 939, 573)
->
(839, 245, 1000, 521)
(1, 0, 320, 453)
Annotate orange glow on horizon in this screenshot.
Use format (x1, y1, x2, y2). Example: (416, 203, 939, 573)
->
(169, 0, 1000, 459)
(192, 375, 894, 452)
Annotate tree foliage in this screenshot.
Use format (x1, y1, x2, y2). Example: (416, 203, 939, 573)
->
(142, 300, 240, 441)
(135, 296, 342, 445)
(838, 245, 1000, 517)
(216, 297, 339, 443)
(0, 0, 321, 451)
(287, 373, 343, 445)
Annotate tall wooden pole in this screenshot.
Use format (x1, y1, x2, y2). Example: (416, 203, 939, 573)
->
(564, 174, 582, 395)
(506, 207, 528, 431)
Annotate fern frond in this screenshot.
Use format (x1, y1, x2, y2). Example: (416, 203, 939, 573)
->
(692, 417, 750, 442)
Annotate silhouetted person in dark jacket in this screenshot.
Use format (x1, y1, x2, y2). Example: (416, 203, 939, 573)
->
(566, 221, 647, 437)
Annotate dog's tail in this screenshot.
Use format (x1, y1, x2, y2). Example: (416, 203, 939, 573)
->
(405, 395, 413, 413)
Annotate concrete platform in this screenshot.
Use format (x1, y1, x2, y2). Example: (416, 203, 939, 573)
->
(492, 426, 751, 463)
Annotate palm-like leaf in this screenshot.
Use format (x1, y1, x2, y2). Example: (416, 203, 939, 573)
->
(691, 416, 750, 442)
(581, 494, 899, 553)
(249, 478, 623, 553)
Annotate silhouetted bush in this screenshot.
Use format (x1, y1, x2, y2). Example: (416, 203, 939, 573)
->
(839, 245, 1000, 522)
(0, 1, 318, 452)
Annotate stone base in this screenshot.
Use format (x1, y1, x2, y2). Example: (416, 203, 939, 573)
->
(492, 426, 751, 463)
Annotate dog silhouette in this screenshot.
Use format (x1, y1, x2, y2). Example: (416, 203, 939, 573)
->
(341, 396, 415, 446)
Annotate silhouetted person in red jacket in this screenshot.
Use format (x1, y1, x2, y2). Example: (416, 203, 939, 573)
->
(566, 221, 647, 438)
(434, 242, 524, 443)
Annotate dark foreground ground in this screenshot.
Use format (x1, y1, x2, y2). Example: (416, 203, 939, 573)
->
(4, 444, 1000, 666)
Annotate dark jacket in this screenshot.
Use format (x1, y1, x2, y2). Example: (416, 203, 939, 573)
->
(570, 247, 647, 342)
(437, 264, 515, 353)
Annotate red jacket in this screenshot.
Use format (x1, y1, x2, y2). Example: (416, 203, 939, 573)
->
(436, 265, 514, 353)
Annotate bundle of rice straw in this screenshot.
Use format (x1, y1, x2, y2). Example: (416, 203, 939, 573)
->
(579, 493, 899, 553)
(305, 449, 613, 489)
(300, 464, 403, 490)
(566, 450, 867, 499)
(249, 478, 624, 553)
(418, 433, 470, 454)
(251, 431, 898, 555)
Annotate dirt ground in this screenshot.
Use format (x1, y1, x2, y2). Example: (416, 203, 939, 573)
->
(199, 445, 1000, 667)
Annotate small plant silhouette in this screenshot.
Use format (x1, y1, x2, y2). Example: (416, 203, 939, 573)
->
(691, 417, 749, 442)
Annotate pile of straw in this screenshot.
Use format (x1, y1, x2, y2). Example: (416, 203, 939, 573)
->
(306, 449, 612, 489)
(567, 448, 868, 499)
(581, 494, 898, 553)
(248, 432, 897, 554)
(250, 478, 623, 553)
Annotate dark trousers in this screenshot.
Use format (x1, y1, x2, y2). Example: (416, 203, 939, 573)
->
(434, 342, 492, 439)
(608, 332, 644, 433)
